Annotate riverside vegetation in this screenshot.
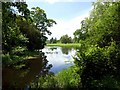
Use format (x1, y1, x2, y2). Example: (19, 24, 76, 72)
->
(2, 1, 120, 89)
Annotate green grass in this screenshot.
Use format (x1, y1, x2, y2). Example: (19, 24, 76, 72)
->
(56, 66, 81, 88)
(47, 43, 81, 48)
(30, 66, 81, 88)
(2, 50, 40, 67)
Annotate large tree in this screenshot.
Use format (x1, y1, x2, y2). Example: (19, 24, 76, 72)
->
(30, 7, 56, 36)
(74, 1, 120, 88)
(2, 2, 57, 52)
(27, 7, 57, 50)
(2, 2, 30, 54)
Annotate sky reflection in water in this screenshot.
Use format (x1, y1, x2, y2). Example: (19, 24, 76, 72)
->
(42, 46, 76, 74)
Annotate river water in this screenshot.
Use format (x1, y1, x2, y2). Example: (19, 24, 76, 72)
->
(42, 46, 76, 74)
(2, 46, 77, 88)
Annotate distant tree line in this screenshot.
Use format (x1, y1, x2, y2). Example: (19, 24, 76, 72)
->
(48, 34, 73, 44)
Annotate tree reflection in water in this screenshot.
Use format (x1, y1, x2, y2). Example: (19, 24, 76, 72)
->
(61, 47, 72, 55)
(2, 51, 52, 89)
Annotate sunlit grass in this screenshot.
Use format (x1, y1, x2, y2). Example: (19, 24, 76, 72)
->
(30, 66, 81, 88)
(56, 66, 81, 88)
(47, 43, 81, 48)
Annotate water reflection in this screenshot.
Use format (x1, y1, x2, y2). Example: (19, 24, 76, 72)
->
(2, 46, 77, 88)
(2, 51, 52, 88)
(42, 46, 76, 74)
(49, 47, 57, 51)
(61, 47, 72, 55)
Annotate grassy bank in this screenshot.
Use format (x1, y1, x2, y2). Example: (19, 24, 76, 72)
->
(30, 66, 81, 88)
(2, 50, 41, 67)
(47, 43, 81, 48)
(30, 65, 120, 89)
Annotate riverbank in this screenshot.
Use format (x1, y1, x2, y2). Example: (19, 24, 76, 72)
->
(2, 51, 51, 88)
(29, 65, 81, 88)
(2, 50, 41, 68)
(47, 43, 81, 48)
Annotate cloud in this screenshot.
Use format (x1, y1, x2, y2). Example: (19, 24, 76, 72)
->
(44, 0, 97, 4)
(26, 0, 97, 3)
(44, 0, 84, 3)
(48, 11, 90, 39)
(44, 0, 60, 4)
(44, 0, 74, 4)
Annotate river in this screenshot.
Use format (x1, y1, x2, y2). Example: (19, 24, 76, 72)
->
(2, 46, 77, 88)
(42, 46, 76, 74)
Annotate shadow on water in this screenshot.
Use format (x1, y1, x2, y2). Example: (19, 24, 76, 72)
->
(2, 51, 52, 89)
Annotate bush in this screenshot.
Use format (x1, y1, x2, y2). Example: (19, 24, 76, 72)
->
(74, 42, 120, 88)
(29, 66, 81, 89)
(30, 73, 57, 88)
(91, 75, 120, 89)
(56, 66, 81, 88)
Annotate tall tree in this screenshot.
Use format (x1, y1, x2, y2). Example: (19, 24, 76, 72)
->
(30, 7, 56, 36)
(74, 1, 120, 88)
(25, 7, 57, 50)
(2, 2, 30, 54)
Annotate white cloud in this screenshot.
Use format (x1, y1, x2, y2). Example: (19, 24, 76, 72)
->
(48, 0, 97, 3)
(48, 11, 90, 39)
(43, 0, 73, 4)
(44, 0, 60, 4)
(26, 0, 97, 3)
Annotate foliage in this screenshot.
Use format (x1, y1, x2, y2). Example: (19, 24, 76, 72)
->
(2, 49, 40, 67)
(2, 0, 120, 89)
(2, 2, 56, 66)
(30, 73, 57, 88)
(56, 66, 81, 88)
(30, 7, 56, 36)
(74, 1, 120, 88)
(49, 37, 57, 44)
(91, 75, 120, 89)
(60, 34, 73, 44)
(17, 19, 46, 50)
(2, 2, 29, 54)
(29, 66, 81, 89)
(73, 22, 87, 43)
(16, 7, 56, 51)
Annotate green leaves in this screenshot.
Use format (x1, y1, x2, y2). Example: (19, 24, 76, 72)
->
(2, 2, 56, 53)
(30, 7, 56, 36)
(60, 34, 72, 44)
(74, 1, 120, 88)
(2, 2, 30, 54)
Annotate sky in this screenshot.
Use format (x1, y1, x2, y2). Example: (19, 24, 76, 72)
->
(26, 0, 94, 39)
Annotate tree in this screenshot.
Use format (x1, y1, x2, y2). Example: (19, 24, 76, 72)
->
(16, 18, 45, 51)
(60, 34, 72, 44)
(49, 37, 57, 43)
(74, 1, 120, 88)
(2, 2, 30, 54)
(30, 7, 56, 36)
(15, 6, 56, 51)
(73, 19, 89, 43)
(25, 7, 57, 50)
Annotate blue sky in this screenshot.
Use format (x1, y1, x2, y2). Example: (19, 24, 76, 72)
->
(26, 1, 94, 39)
